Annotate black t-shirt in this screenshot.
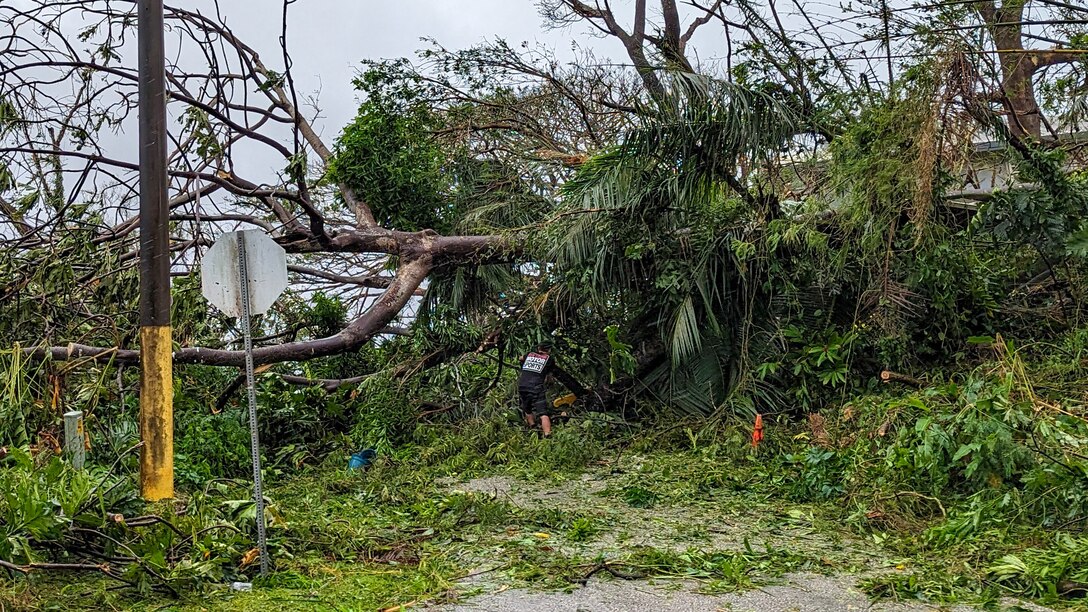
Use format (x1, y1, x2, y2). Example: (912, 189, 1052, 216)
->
(518, 351, 553, 388)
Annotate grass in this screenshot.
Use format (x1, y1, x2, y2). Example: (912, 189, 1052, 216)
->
(13, 563, 458, 611)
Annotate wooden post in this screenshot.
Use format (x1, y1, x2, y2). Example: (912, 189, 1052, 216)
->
(138, 0, 173, 501)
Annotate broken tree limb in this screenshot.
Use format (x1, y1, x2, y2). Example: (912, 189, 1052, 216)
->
(0, 559, 138, 589)
(418, 402, 455, 420)
(21, 223, 518, 369)
(880, 370, 924, 387)
(26, 256, 435, 368)
(576, 562, 647, 585)
(214, 340, 479, 405)
(0, 560, 113, 574)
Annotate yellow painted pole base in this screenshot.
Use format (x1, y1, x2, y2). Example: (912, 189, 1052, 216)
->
(140, 325, 174, 501)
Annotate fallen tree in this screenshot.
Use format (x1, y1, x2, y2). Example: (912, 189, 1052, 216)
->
(0, 1, 520, 367)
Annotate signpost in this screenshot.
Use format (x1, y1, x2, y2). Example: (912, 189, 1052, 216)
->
(202, 230, 288, 577)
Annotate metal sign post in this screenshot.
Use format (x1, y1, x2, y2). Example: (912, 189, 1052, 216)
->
(237, 232, 269, 577)
(201, 230, 288, 577)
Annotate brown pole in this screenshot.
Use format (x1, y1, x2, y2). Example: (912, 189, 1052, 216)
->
(138, 0, 173, 501)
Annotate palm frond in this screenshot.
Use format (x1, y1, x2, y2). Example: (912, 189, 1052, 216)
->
(670, 296, 702, 364)
(532, 73, 802, 412)
(640, 338, 739, 417)
(627, 72, 801, 176)
(421, 263, 520, 323)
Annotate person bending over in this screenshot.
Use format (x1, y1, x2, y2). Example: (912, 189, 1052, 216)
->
(517, 341, 583, 437)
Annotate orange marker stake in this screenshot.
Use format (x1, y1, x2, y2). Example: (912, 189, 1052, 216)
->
(752, 413, 764, 448)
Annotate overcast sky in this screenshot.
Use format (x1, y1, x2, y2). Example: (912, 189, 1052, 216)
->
(7, 0, 853, 207)
(196, 1, 617, 153)
(171, 1, 758, 154)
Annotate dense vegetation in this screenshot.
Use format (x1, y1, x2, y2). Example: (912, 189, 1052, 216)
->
(1, 0, 1088, 609)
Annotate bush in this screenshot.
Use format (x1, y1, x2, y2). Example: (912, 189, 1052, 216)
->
(350, 374, 420, 455)
(175, 409, 252, 487)
(0, 447, 254, 593)
(784, 447, 848, 500)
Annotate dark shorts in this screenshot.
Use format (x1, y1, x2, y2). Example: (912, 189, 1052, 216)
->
(518, 386, 550, 417)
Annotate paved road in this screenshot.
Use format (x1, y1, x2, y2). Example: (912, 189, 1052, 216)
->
(436, 476, 1051, 612)
(441, 573, 1051, 612)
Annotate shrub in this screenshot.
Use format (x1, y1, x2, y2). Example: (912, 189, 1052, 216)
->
(350, 374, 420, 455)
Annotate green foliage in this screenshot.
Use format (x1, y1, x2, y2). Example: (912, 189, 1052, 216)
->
(973, 116, 1088, 260)
(179, 108, 223, 160)
(603, 325, 637, 384)
(621, 485, 658, 508)
(328, 62, 453, 232)
(882, 387, 1035, 496)
(172, 355, 366, 483)
(411, 417, 604, 481)
(327, 60, 552, 325)
(784, 447, 847, 500)
(0, 448, 97, 563)
(0, 446, 256, 594)
(566, 516, 599, 542)
(304, 292, 349, 337)
(828, 75, 940, 231)
(0, 220, 140, 347)
(260, 380, 351, 459)
(922, 491, 1010, 549)
(536, 74, 801, 415)
(859, 571, 985, 605)
(989, 534, 1088, 600)
(175, 408, 252, 487)
(0, 346, 44, 446)
(624, 544, 814, 593)
(757, 326, 858, 412)
(818, 75, 1020, 368)
(350, 374, 419, 455)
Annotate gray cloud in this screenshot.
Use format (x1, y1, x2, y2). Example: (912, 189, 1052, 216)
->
(195, 1, 610, 148)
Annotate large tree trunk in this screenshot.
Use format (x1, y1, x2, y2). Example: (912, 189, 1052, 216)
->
(977, 0, 1042, 139)
(970, 0, 1081, 140)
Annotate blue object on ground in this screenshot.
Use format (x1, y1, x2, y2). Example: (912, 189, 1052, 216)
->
(348, 448, 377, 470)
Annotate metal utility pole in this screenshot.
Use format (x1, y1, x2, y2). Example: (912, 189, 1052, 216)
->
(138, 0, 173, 501)
(880, 0, 894, 88)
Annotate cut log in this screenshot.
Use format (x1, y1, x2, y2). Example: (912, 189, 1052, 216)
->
(880, 370, 924, 387)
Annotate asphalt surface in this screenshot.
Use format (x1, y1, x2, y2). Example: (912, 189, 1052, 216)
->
(434, 476, 1054, 612)
(441, 573, 1052, 612)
